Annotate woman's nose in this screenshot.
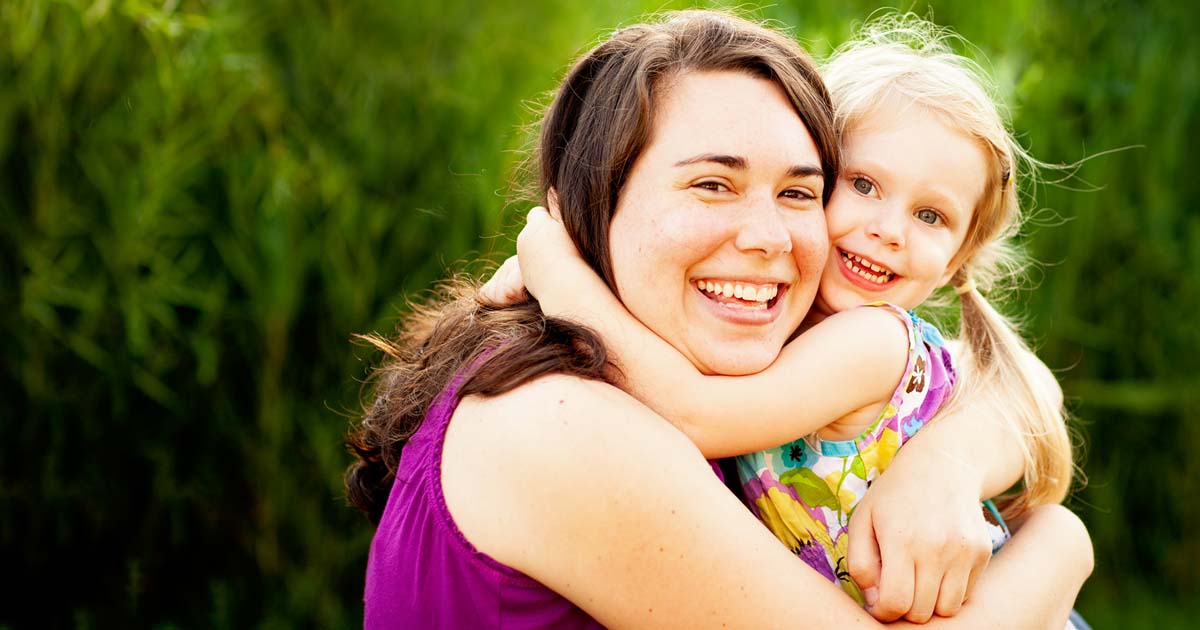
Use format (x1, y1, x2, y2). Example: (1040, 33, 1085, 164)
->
(867, 205, 907, 249)
(734, 193, 793, 256)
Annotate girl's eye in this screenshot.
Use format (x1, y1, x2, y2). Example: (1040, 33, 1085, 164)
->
(852, 177, 874, 195)
(915, 209, 941, 225)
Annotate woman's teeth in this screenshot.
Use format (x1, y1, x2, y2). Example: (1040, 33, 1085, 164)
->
(842, 251, 895, 284)
(697, 280, 778, 309)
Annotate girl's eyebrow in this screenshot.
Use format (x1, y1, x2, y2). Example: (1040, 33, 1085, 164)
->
(674, 153, 824, 179)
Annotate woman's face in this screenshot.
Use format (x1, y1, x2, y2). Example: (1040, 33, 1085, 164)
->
(608, 71, 828, 376)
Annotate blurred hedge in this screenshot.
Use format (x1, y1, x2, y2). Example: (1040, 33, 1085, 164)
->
(1, 0, 1195, 628)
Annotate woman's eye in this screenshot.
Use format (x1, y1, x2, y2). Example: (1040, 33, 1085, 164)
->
(693, 181, 729, 192)
(852, 177, 874, 195)
(781, 189, 816, 201)
(915, 209, 941, 225)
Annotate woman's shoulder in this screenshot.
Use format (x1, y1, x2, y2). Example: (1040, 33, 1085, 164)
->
(442, 372, 712, 564)
(448, 373, 707, 489)
(453, 373, 684, 445)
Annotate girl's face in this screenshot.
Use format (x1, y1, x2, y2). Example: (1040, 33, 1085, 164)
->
(814, 104, 987, 315)
(609, 71, 828, 376)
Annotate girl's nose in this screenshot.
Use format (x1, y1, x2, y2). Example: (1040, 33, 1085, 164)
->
(867, 205, 907, 249)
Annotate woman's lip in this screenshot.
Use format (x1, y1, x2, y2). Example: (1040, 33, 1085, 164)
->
(836, 249, 900, 291)
(692, 282, 789, 326)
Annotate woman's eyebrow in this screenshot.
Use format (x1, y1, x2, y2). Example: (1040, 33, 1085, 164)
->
(787, 165, 824, 179)
(673, 154, 823, 179)
(673, 153, 747, 169)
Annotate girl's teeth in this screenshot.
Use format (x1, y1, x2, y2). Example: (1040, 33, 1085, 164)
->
(843, 252, 895, 283)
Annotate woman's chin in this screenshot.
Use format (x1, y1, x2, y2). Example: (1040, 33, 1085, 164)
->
(686, 344, 780, 376)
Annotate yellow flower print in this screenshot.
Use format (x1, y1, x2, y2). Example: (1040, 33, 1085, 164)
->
(823, 470, 860, 513)
(754, 487, 835, 552)
(753, 492, 806, 552)
(859, 428, 901, 474)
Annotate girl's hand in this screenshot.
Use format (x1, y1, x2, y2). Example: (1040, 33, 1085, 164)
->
(847, 444, 993, 623)
(479, 255, 528, 306)
(478, 202, 579, 307)
(515, 203, 598, 315)
(480, 203, 602, 315)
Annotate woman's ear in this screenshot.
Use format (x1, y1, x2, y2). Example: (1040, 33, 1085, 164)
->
(546, 187, 563, 221)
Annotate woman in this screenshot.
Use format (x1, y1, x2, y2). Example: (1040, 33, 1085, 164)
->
(348, 11, 1091, 627)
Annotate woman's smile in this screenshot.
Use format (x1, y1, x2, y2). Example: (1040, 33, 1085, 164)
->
(693, 278, 789, 323)
(607, 70, 828, 376)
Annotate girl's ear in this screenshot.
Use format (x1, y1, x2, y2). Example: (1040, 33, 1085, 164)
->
(939, 264, 961, 288)
(940, 263, 967, 289)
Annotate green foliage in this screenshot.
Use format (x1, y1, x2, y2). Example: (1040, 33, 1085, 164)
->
(1, 0, 1194, 627)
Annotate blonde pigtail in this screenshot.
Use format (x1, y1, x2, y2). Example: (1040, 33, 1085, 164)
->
(953, 272, 1074, 519)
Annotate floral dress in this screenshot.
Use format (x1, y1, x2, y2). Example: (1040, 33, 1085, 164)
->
(736, 303, 984, 603)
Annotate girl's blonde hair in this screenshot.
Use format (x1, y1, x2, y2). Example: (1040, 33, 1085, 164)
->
(823, 14, 1074, 517)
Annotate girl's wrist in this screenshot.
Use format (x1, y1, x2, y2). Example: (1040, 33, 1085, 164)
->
(888, 428, 988, 502)
(927, 443, 989, 500)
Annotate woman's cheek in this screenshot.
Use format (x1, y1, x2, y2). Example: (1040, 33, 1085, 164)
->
(790, 211, 830, 279)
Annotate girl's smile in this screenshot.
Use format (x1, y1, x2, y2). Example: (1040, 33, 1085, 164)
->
(835, 248, 899, 288)
(814, 102, 987, 316)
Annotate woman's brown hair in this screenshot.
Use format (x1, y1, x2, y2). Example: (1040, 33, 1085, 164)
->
(346, 10, 839, 523)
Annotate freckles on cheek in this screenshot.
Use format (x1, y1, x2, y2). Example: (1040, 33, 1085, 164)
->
(788, 218, 829, 274)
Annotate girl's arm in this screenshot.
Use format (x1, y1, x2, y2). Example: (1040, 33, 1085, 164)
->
(845, 348, 1063, 623)
(445, 374, 1092, 628)
(516, 206, 907, 458)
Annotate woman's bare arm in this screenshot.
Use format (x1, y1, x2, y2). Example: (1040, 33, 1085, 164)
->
(444, 375, 1090, 628)
(445, 374, 878, 627)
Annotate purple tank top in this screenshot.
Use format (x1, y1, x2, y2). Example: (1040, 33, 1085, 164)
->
(363, 370, 603, 629)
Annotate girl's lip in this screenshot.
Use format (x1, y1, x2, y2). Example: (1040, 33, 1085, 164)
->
(836, 248, 900, 291)
(692, 281, 790, 326)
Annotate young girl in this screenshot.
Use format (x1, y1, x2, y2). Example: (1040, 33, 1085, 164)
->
(489, 13, 1075, 616)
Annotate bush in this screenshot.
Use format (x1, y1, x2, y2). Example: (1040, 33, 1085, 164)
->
(1, 0, 1194, 627)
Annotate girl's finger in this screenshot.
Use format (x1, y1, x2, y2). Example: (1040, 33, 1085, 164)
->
(479, 256, 526, 305)
(933, 561, 971, 618)
(846, 506, 882, 604)
(963, 530, 992, 605)
(904, 558, 940, 623)
(869, 538, 915, 622)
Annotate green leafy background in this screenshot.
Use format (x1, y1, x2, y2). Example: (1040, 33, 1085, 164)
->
(2, 0, 1195, 627)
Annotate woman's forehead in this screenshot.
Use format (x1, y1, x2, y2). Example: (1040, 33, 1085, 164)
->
(645, 71, 819, 168)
